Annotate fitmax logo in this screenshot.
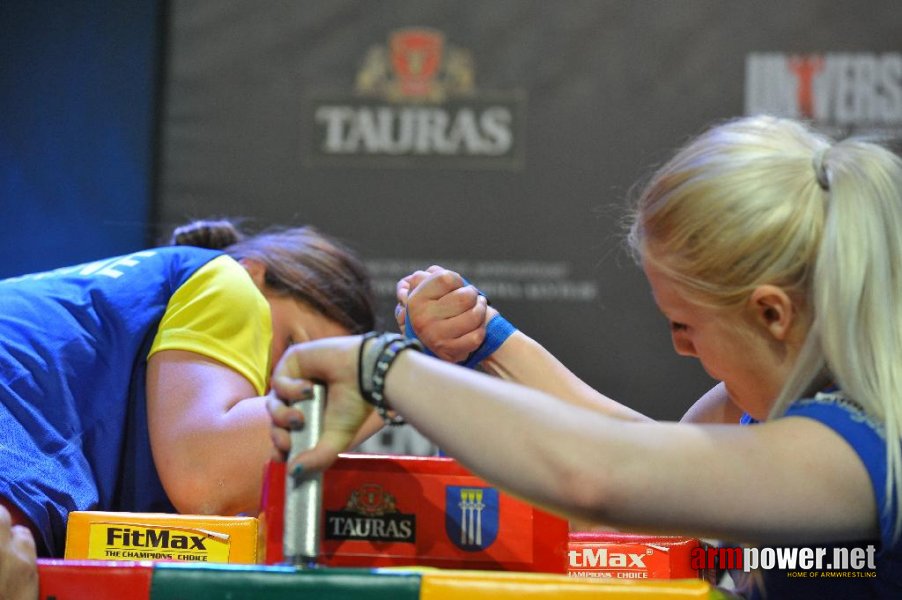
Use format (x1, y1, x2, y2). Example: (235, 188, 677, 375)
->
(106, 527, 208, 550)
(568, 548, 649, 569)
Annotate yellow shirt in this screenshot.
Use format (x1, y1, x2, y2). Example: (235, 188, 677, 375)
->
(148, 255, 271, 395)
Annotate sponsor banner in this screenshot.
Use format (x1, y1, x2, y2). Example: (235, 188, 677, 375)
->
(161, 2, 902, 425)
(64, 511, 260, 564)
(259, 455, 570, 572)
(322, 463, 533, 562)
(88, 524, 229, 562)
(567, 532, 710, 581)
(304, 27, 526, 169)
(325, 483, 417, 543)
(745, 52, 902, 137)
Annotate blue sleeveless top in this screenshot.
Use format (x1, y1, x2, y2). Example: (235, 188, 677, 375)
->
(0, 247, 221, 556)
(741, 390, 902, 598)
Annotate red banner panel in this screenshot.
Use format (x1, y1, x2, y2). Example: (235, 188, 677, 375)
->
(261, 454, 568, 573)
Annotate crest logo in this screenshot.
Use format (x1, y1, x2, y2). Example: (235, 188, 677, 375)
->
(345, 483, 396, 516)
(308, 27, 524, 168)
(356, 28, 473, 102)
(325, 484, 416, 542)
(445, 486, 499, 551)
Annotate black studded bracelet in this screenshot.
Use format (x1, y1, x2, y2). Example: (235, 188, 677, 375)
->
(358, 332, 423, 425)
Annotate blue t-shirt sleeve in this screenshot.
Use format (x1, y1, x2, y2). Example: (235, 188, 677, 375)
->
(784, 398, 892, 549)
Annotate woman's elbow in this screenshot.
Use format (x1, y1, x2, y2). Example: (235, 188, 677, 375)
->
(158, 463, 262, 516)
(554, 461, 624, 525)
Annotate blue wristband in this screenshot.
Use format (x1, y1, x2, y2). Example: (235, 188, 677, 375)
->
(460, 313, 516, 368)
(403, 277, 517, 368)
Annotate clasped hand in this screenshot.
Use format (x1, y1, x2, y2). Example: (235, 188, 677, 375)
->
(267, 265, 491, 474)
(395, 265, 492, 363)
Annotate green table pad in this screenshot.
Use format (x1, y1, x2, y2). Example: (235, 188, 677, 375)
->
(150, 564, 422, 600)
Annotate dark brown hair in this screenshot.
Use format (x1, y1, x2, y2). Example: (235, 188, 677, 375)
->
(169, 219, 375, 334)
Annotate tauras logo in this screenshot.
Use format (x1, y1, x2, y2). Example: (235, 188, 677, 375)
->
(106, 527, 208, 550)
(315, 102, 514, 156)
(325, 484, 416, 543)
(569, 547, 649, 569)
(326, 515, 415, 541)
(307, 27, 524, 168)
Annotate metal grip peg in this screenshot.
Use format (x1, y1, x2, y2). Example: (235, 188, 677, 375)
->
(283, 382, 325, 566)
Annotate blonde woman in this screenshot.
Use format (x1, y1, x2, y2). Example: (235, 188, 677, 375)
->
(270, 116, 902, 598)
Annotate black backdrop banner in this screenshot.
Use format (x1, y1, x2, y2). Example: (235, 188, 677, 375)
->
(157, 0, 902, 423)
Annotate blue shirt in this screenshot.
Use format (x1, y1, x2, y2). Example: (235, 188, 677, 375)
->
(0, 247, 221, 556)
(742, 391, 902, 598)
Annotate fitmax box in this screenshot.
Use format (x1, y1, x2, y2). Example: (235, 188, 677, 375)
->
(64, 511, 260, 564)
(568, 531, 713, 581)
(261, 454, 569, 572)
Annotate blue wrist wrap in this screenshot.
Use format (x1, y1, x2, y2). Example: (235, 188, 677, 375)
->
(460, 313, 516, 368)
(403, 278, 517, 368)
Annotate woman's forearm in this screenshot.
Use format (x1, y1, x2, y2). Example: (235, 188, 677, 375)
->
(382, 350, 629, 519)
(479, 331, 652, 422)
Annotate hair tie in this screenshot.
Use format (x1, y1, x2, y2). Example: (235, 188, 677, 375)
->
(812, 147, 830, 191)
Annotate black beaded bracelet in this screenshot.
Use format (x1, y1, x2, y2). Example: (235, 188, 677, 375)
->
(358, 332, 423, 425)
(357, 331, 380, 402)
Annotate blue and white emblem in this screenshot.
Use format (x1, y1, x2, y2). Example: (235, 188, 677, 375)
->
(445, 486, 499, 551)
